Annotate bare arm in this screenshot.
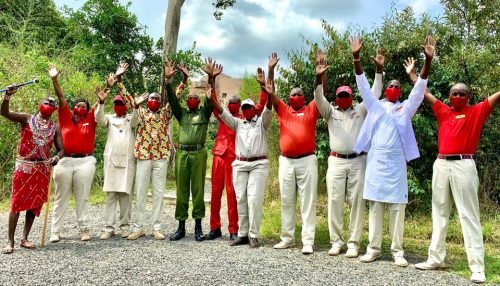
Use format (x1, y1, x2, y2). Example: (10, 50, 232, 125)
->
(419, 35, 435, 79)
(350, 37, 364, 76)
(256, 67, 279, 111)
(54, 126, 64, 160)
(371, 48, 384, 99)
(115, 62, 129, 84)
(403, 56, 437, 108)
(268, 52, 279, 91)
(488, 91, 500, 108)
(1, 87, 30, 124)
(48, 64, 66, 107)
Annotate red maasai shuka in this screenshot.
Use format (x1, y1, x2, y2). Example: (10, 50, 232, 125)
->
(10, 117, 55, 216)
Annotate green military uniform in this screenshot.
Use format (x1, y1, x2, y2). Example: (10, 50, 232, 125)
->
(167, 84, 212, 220)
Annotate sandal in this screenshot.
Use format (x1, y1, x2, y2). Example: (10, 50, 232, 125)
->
(20, 239, 36, 249)
(2, 245, 14, 254)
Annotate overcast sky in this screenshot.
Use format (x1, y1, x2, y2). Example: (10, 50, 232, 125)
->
(54, 0, 443, 77)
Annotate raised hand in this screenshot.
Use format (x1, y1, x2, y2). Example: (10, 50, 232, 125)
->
(372, 48, 385, 71)
(177, 63, 189, 78)
(201, 57, 215, 77)
(164, 61, 177, 81)
(403, 57, 416, 75)
(268, 52, 280, 70)
(315, 48, 327, 64)
(349, 36, 363, 56)
(105, 73, 117, 88)
(316, 58, 330, 77)
(95, 86, 110, 103)
(134, 92, 149, 107)
(264, 78, 274, 95)
(47, 64, 60, 80)
(256, 67, 265, 86)
(115, 62, 129, 77)
(422, 35, 436, 60)
(4, 84, 18, 97)
(213, 63, 223, 78)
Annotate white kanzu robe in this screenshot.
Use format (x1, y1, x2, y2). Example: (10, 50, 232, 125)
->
(96, 105, 139, 194)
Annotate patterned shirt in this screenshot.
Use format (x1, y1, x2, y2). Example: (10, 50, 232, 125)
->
(134, 105, 173, 160)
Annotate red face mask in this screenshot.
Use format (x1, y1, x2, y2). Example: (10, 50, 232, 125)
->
(385, 88, 401, 102)
(73, 107, 87, 117)
(114, 105, 128, 116)
(147, 100, 161, 112)
(187, 98, 200, 110)
(228, 103, 241, 114)
(450, 96, 468, 110)
(39, 103, 55, 117)
(289, 96, 305, 110)
(242, 109, 256, 121)
(335, 97, 353, 110)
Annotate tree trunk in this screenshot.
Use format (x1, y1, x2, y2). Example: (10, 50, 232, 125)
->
(163, 0, 185, 61)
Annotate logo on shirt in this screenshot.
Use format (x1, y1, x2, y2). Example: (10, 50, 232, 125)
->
(455, 114, 466, 119)
(394, 106, 403, 112)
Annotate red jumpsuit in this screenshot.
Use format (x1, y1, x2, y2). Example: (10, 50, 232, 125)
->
(209, 91, 267, 234)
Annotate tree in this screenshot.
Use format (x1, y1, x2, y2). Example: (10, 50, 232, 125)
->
(162, 0, 236, 60)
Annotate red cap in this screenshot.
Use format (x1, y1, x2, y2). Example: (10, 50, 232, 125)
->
(335, 86, 352, 96)
(113, 95, 124, 102)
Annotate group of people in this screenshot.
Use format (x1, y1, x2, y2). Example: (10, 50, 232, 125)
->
(1, 35, 498, 284)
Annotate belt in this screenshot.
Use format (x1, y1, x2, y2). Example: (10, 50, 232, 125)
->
(437, 154, 475, 160)
(282, 151, 315, 159)
(66, 153, 92, 158)
(330, 151, 366, 159)
(236, 156, 267, 162)
(179, 144, 203, 151)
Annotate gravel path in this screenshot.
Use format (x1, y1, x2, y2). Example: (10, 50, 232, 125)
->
(0, 202, 474, 286)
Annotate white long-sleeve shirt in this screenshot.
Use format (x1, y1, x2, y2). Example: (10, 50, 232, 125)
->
(219, 107, 272, 158)
(354, 73, 428, 161)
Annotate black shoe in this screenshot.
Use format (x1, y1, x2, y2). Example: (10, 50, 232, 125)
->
(249, 237, 260, 248)
(230, 236, 249, 246)
(229, 233, 238, 241)
(204, 228, 222, 240)
(169, 220, 186, 241)
(194, 219, 204, 242)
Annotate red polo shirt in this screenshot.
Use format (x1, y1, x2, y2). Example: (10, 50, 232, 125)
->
(58, 104, 97, 155)
(433, 98, 493, 155)
(276, 99, 318, 157)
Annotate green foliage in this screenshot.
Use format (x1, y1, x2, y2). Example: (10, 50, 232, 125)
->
(277, 3, 499, 210)
(238, 72, 261, 102)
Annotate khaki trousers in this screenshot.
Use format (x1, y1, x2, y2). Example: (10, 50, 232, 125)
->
(366, 201, 406, 256)
(103, 192, 130, 233)
(278, 155, 318, 246)
(51, 156, 96, 233)
(133, 159, 167, 232)
(427, 159, 484, 273)
(233, 160, 269, 239)
(326, 155, 366, 249)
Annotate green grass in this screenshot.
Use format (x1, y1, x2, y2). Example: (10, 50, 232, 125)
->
(260, 197, 500, 284)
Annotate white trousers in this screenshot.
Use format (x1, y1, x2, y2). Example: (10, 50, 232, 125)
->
(51, 156, 96, 233)
(133, 159, 167, 232)
(232, 160, 269, 239)
(326, 155, 366, 249)
(366, 201, 406, 256)
(427, 159, 484, 273)
(278, 155, 318, 246)
(103, 192, 130, 233)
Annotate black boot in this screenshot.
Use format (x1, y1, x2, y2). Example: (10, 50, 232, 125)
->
(169, 220, 185, 241)
(194, 219, 204, 241)
(204, 228, 222, 240)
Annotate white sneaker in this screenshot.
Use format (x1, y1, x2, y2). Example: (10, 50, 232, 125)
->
(359, 252, 381, 263)
(328, 244, 342, 256)
(49, 233, 60, 243)
(273, 240, 295, 249)
(80, 232, 92, 241)
(470, 272, 486, 284)
(394, 254, 408, 267)
(302, 245, 314, 255)
(100, 231, 114, 240)
(415, 260, 446, 270)
(345, 248, 359, 258)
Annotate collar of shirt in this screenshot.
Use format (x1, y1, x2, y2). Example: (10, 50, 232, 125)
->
(333, 104, 354, 112)
(244, 115, 258, 123)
